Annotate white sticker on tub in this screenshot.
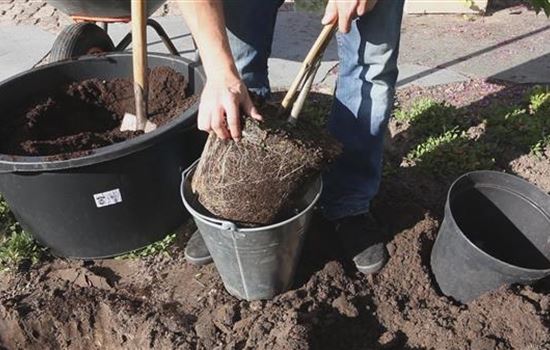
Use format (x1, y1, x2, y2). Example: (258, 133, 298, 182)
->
(94, 189, 123, 208)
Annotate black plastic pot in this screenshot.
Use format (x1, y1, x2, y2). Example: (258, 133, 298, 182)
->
(431, 171, 550, 303)
(0, 53, 206, 258)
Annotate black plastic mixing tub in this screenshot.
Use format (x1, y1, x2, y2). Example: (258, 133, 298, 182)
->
(431, 171, 550, 303)
(0, 53, 206, 258)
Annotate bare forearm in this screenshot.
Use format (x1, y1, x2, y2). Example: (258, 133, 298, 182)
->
(177, 0, 238, 81)
(177, 0, 261, 141)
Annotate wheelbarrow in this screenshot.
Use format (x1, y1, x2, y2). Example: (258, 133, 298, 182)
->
(46, 0, 194, 62)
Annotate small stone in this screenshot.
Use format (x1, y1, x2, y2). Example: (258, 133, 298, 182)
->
(539, 297, 549, 310)
(249, 301, 263, 311)
(233, 316, 256, 332)
(332, 295, 359, 318)
(35, 5, 55, 18)
(194, 311, 218, 348)
(213, 303, 238, 326)
(378, 331, 398, 348)
(470, 337, 498, 350)
(38, 16, 58, 32)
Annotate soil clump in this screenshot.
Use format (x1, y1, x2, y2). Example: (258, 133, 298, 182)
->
(192, 103, 342, 226)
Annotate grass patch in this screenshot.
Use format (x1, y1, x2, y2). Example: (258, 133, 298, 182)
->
(406, 127, 463, 160)
(394, 99, 464, 137)
(299, 93, 333, 128)
(531, 135, 550, 158)
(485, 86, 550, 155)
(394, 98, 451, 123)
(0, 195, 16, 234)
(405, 127, 495, 177)
(116, 233, 178, 260)
(392, 87, 550, 178)
(529, 86, 550, 114)
(0, 195, 44, 271)
(0, 231, 43, 272)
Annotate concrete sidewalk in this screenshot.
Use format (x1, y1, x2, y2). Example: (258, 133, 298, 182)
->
(0, 25, 54, 80)
(0, 9, 549, 88)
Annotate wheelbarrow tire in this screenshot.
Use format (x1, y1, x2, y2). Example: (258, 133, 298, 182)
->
(50, 23, 115, 62)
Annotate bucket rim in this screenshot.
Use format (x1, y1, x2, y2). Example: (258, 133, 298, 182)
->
(446, 170, 550, 274)
(0, 53, 203, 173)
(181, 160, 323, 233)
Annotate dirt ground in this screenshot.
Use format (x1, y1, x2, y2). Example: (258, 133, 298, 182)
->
(1, 81, 549, 350)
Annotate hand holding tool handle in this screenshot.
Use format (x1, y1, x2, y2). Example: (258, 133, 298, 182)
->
(281, 22, 337, 111)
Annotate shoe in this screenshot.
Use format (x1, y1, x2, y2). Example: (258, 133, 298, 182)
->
(184, 230, 213, 266)
(334, 213, 388, 275)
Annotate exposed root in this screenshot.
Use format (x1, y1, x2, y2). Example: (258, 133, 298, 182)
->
(191, 105, 342, 226)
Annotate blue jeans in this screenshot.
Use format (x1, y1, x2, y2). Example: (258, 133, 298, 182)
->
(224, 0, 405, 221)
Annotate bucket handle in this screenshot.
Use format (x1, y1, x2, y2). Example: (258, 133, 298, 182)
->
(182, 159, 240, 232)
(182, 158, 200, 179)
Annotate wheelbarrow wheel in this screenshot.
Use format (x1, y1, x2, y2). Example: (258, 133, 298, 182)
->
(50, 23, 115, 62)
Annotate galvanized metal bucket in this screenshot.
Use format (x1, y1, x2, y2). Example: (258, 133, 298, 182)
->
(181, 160, 322, 300)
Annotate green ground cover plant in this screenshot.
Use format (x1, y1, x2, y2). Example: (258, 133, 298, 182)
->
(0, 195, 44, 271)
(116, 233, 178, 259)
(394, 87, 550, 178)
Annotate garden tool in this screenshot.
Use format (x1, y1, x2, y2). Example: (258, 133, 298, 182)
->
(121, 0, 157, 133)
(282, 22, 336, 123)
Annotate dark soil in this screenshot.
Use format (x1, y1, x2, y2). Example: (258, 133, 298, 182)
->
(0, 66, 198, 159)
(1, 180, 548, 350)
(192, 103, 342, 226)
(1, 86, 549, 350)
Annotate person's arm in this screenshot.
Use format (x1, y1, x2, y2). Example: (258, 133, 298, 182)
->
(322, 0, 376, 33)
(178, 1, 261, 141)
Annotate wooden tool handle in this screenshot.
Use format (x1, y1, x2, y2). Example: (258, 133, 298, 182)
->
(131, 0, 148, 129)
(289, 60, 320, 123)
(281, 22, 337, 110)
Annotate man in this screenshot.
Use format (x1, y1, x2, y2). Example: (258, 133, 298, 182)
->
(179, 0, 405, 274)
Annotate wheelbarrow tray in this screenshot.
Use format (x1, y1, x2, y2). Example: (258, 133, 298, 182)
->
(47, 0, 166, 20)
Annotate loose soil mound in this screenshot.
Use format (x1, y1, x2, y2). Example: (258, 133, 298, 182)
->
(0, 66, 198, 159)
(1, 189, 548, 350)
(192, 105, 342, 226)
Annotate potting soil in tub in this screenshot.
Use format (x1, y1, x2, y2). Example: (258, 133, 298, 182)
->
(0, 66, 198, 159)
